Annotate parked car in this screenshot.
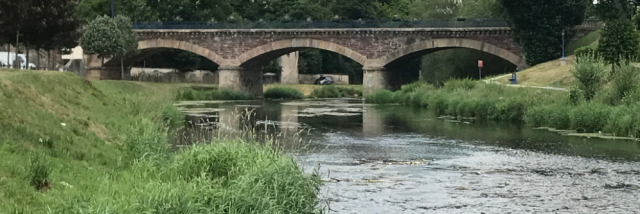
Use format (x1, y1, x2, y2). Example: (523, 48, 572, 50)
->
(314, 76, 333, 85)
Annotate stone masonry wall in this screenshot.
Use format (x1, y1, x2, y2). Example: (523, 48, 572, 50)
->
(136, 28, 520, 64)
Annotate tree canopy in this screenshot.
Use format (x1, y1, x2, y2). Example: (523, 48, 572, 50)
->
(0, 0, 80, 51)
(498, 0, 589, 65)
(596, 0, 640, 67)
(81, 15, 138, 60)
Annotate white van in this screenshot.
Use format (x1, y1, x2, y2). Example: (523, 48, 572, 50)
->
(0, 52, 36, 69)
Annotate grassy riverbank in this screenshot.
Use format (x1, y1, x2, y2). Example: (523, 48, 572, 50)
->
(367, 74, 640, 138)
(264, 84, 362, 96)
(0, 70, 321, 213)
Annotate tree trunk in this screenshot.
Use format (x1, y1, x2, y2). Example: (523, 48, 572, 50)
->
(15, 30, 19, 69)
(6, 44, 9, 68)
(26, 42, 30, 70)
(37, 48, 40, 70)
(121, 58, 124, 80)
(47, 51, 51, 70)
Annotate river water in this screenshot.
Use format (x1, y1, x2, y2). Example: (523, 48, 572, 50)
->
(175, 99, 640, 214)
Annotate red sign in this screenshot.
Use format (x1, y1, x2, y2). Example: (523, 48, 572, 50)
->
(478, 60, 484, 68)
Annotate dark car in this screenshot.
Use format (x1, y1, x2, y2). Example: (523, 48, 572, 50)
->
(314, 76, 333, 85)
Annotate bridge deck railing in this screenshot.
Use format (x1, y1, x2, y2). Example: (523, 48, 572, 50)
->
(132, 19, 511, 29)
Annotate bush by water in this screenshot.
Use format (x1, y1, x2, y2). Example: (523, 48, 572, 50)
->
(366, 72, 640, 138)
(310, 85, 362, 98)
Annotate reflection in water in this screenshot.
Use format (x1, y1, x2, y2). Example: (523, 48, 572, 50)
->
(177, 99, 640, 213)
(280, 104, 300, 135)
(362, 105, 384, 137)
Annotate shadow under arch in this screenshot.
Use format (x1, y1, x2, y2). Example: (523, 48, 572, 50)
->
(374, 38, 523, 67)
(102, 39, 226, 67)
(234, 39, 368, 67)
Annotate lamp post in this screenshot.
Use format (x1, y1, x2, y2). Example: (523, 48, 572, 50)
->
(561, 29, 565, 59)
(110, 0, 114, 18)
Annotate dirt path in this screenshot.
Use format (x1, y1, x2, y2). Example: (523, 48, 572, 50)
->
(483, 74, 569, 91)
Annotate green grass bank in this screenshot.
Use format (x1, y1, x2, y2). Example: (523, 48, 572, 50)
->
(0, 70, 321, 213)
(366, 75, 640, 138)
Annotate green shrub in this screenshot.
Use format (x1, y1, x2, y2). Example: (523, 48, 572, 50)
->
(310, 85, 340, 98)
(571, 57, 607, 101)
(123, 118, 169, 163)
(604, 104, 640, 137)
(574, 46, 597, 62)
(176, 88, 253, 101)
(608, 64, 639, 104)
(400, 81, 433, 93)
(492, 98, 527, 121)
(622, 88, 640, 105)
(365, 89, 397, 104)
(429, 93, 449, 115)
(310, 86, 362, 98)
(569, 85, 583, 105)
(336, 86, 363, 97)
(29, 154, 51, 191)
(443, 78, 476, 91)
(162, 104, 185, 130)
(264, 88, 304, 100)
(569, 102, 611, 133)
(524, 104, 572, 129)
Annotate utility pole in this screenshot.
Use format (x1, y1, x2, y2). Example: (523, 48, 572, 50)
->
(562, 29, 565, 59)
(111, 0, 114, 18)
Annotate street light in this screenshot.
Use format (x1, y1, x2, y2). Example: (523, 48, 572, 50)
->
(561, 29, 565, 59)
(111, 0, 114, 18)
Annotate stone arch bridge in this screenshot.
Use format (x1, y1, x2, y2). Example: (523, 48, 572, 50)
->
(86, 20, 602, 97)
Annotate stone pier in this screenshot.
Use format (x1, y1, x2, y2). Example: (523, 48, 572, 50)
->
(279, 52, 299, 84)
(218, 65, 264, 98)
(363, 67, 397, 95)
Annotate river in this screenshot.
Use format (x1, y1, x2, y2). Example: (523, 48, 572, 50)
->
(175, 99, 640, 214)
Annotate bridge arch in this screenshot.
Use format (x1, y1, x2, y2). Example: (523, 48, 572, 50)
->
(373, 38, 523, 67)
(235, 39, 368, 66)
(103, 39, 226, 67)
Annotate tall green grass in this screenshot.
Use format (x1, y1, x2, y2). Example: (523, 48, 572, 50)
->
(367, 71, 640, 137)
(0, 70, 321, 213)
(264, 87, 304, 99)
(310, 85, 362, 98)
(366, 79, 564, 122)
(176, 87, 253, 100)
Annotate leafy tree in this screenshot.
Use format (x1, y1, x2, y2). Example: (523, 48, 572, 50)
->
(332, 0, 380, 19)
(459, 0, 502, 18)
(0, 0, 80, 69)
(597, 20, 640, 67)
(498, 0, 589, 66)
(571, 57, 607, 101)
(81, 15, 139, 77)
(378, 0, 412, 19)
(148, 0, 233, 21)
(408, 0, 460, 20)
(81, 15, 123, 61)
(595, 0, 634, 21)
(596, 0, 640, 68)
